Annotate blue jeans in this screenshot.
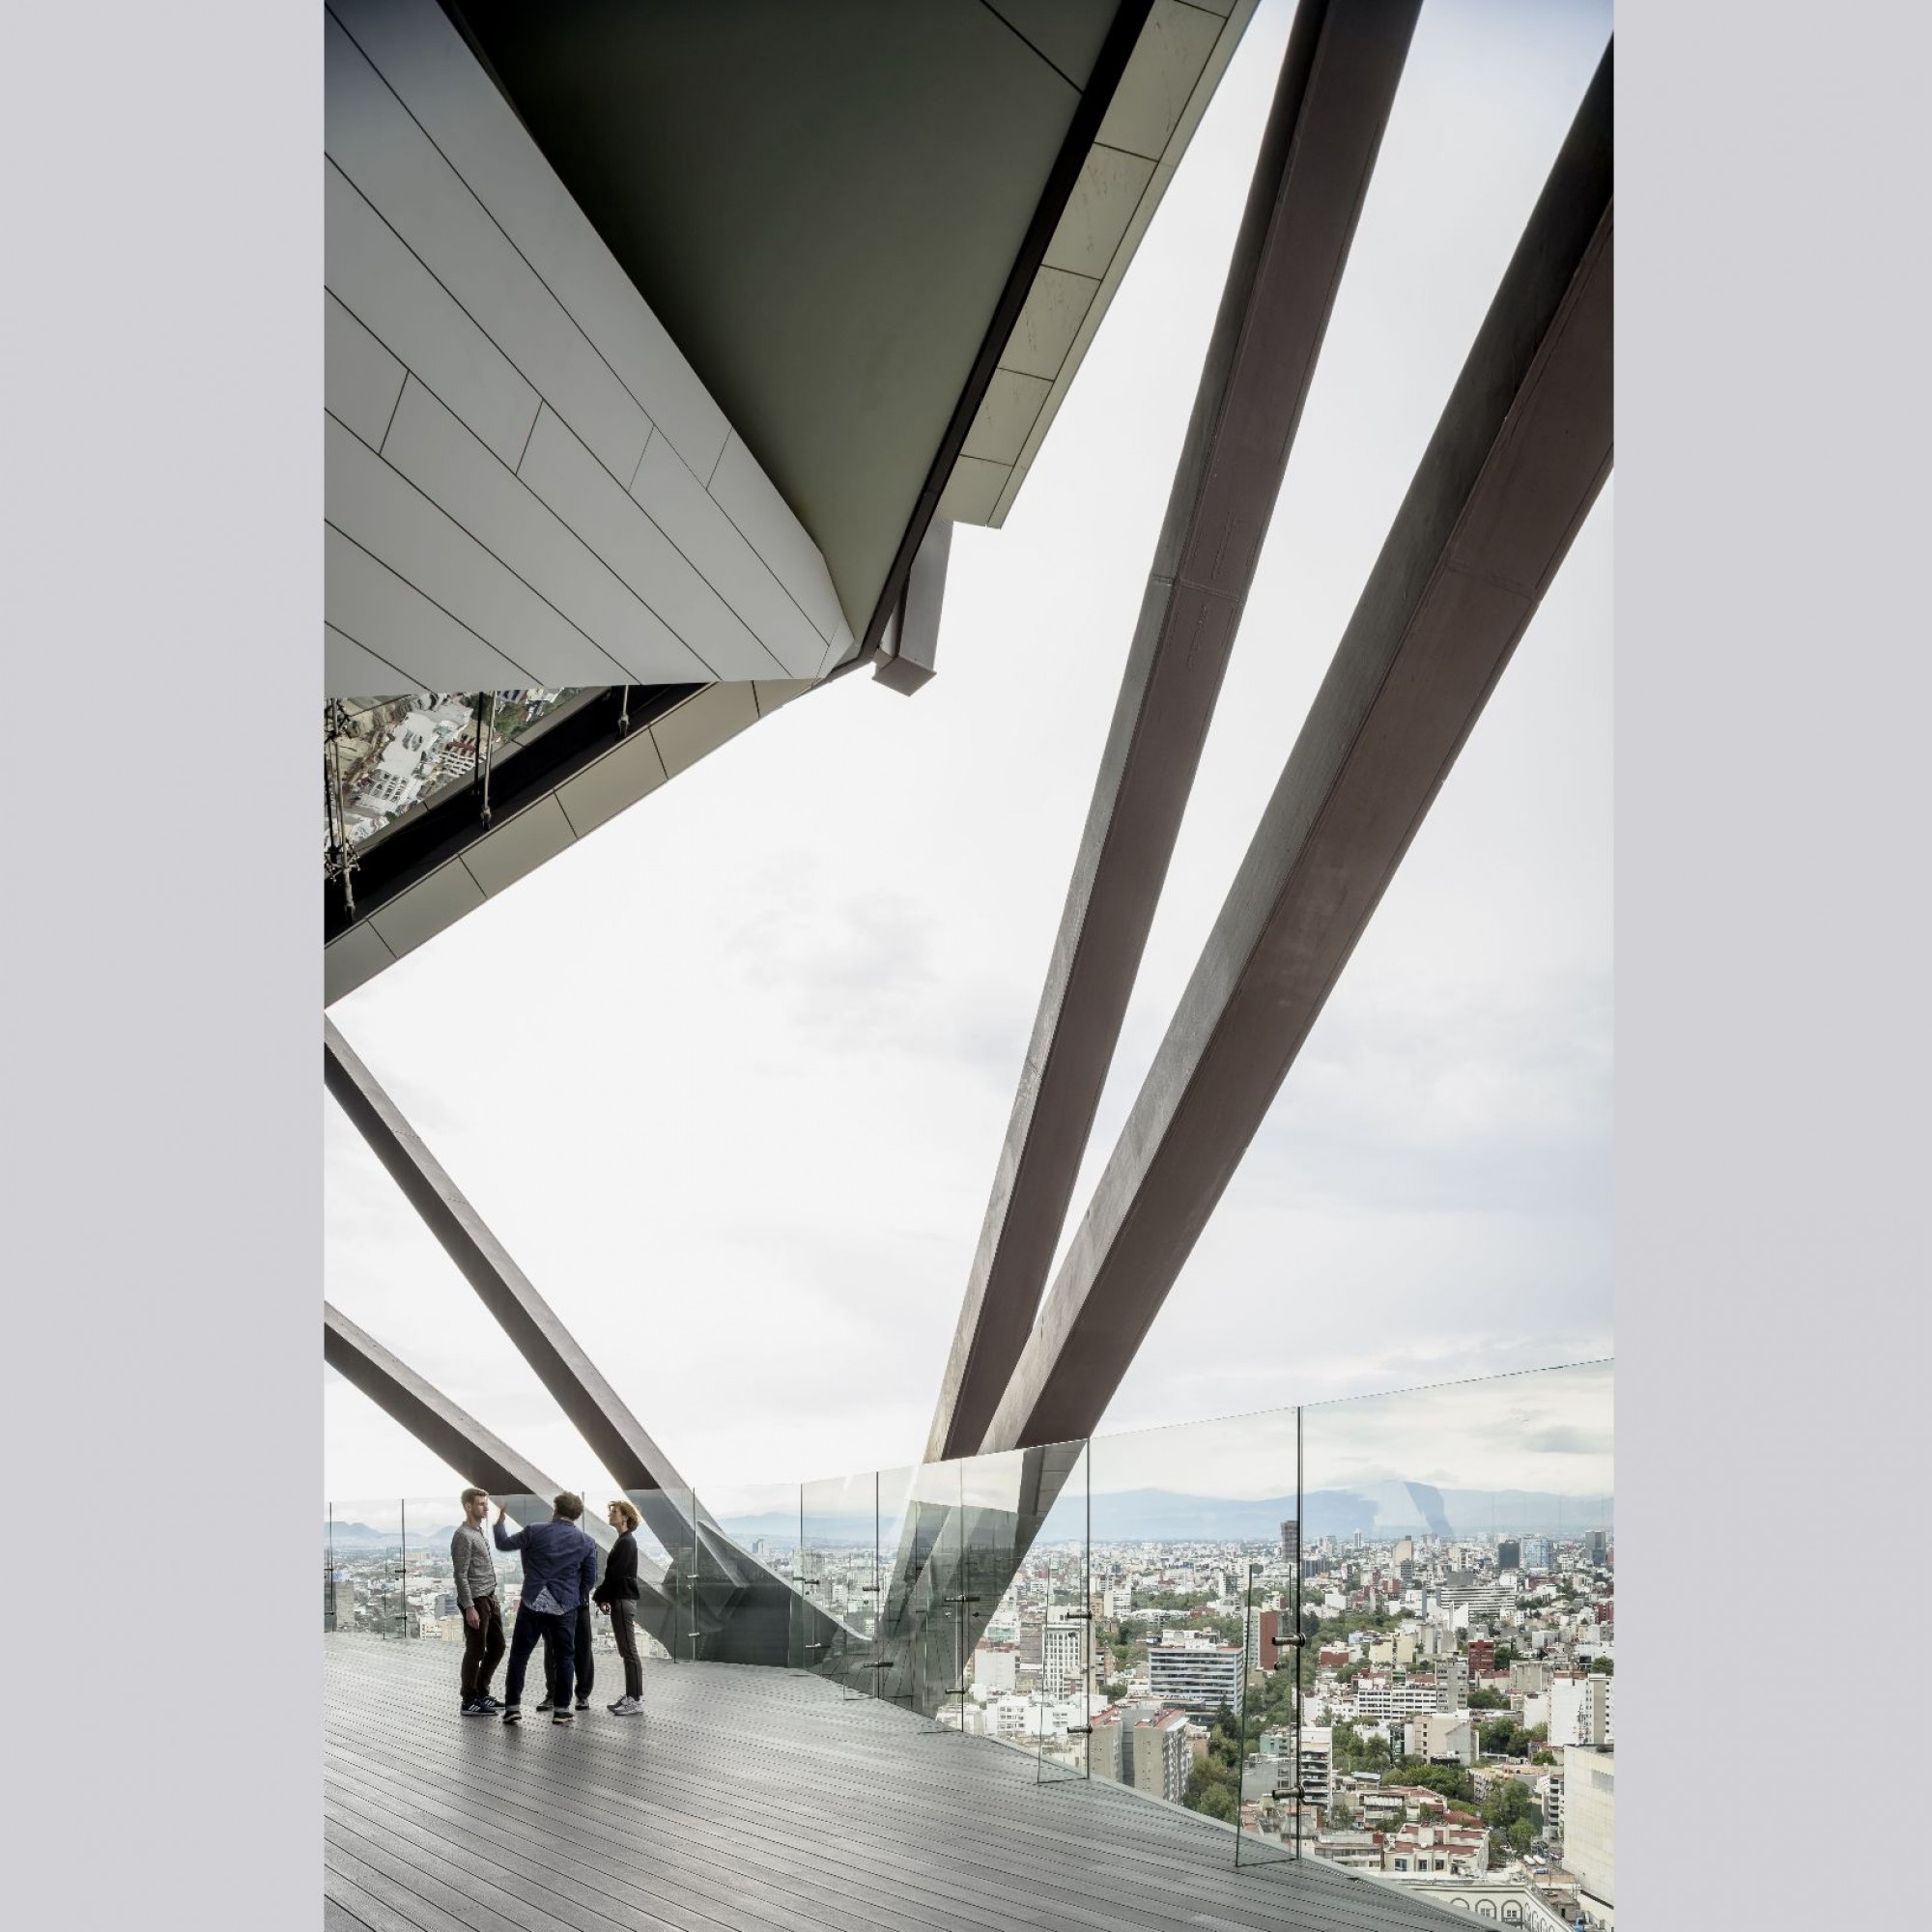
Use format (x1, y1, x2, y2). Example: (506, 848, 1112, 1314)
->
(504, 1606, 574, 1708)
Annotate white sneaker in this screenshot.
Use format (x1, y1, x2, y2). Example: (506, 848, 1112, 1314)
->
(611, 1695, 643, 1717)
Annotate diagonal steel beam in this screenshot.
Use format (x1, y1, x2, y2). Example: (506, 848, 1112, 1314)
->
(926, 0, 1423, 1464)
(323, 1022, 851, 1662)
(324, 1017, 696, 1500)
(324, 1300, 617, 1556)
(982, 41, 1616, 1455)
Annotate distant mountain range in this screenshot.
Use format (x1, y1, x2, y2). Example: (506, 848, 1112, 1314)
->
(327, 1480, 1611, 1556)
(326, 1520, 462, 1550)
(705, 1482, 1612, 1549)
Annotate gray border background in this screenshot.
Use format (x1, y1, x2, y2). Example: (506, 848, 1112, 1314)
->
(1618, 1, 1928, 1925)
(4, 0, 320, 1921)
(3, 2, 1925, 1925)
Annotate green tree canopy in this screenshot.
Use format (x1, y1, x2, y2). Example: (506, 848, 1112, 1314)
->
(1392, 1759, 1473, 1802)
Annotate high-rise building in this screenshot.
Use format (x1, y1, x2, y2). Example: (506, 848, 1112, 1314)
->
(1495, 1538, 1520, 1572)
(1521, 1536, 1553, 1572)
(973, 1643, 1017, 1696)
(1131, 1710, 1192, 1805)
(1586, 1530, 1610, 1566)
(1041, 1617, 1084, 1697)
(1280, 1519, 1300, 1564)
(1148, 1635, 1242, 1714)
(1249, 1607, 1282, 1673)
(1088, 1710, 1126, 1786)
(1405, 1713, 1476, 1767)
(1563, 1746, 1616, 1921)
(1548, 1673, 1614, 1748)
(1296, 1725, 1334, 1807)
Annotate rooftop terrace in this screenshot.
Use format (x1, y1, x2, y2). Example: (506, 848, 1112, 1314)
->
(324, 1634, 1473, 1932)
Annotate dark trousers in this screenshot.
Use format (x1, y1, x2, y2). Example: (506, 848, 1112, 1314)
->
(504, 1606, 574, 1710)
(459, 1593, 505, 1701)
(611, 1600, 643, 1701)
(573, 1603, 594, 1702)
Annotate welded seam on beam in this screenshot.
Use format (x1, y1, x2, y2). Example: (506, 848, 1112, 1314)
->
(979, 40, 1616, 1456)
(926, 0, 1422, 1463)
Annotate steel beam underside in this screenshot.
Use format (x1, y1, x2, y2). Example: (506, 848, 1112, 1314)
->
(926, 0, 1423, 1465)
(981, 43, 1616, 1456)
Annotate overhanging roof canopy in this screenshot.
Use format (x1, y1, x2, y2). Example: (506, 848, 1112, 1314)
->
(444, 0, 1254, 655)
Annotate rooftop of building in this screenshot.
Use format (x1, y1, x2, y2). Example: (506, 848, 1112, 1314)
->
(326, 1634, 1478, 1931)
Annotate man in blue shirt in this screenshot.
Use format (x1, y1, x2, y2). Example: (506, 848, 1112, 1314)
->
(494, 1493, 598, 1726)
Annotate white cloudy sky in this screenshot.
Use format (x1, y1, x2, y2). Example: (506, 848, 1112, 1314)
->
(326, 0, 1615, 1514)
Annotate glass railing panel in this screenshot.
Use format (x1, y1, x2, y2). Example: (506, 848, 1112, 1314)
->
(904, 1457, 964, 1728)
(1086, 1407, 1296, 1839)
(956, 1444, 1034, 1763)
(323, 1492, 338, 1631)
(399, 1493, 498, 1646)
(614, 1486, 685, 1665)
(870, 1463, 921, 1712)
(1298, 1361, 1613, 1913)
(1031, 1440, 1092, 1786)
(802, 1469, 877, 1691)
(694, 1481, 799, 1666)
(324, 1499, 408, 1640)
(624, 1486, 697, 1662)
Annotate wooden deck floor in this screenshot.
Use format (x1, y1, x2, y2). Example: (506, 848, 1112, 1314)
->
(324, 1635, 1468, 1932)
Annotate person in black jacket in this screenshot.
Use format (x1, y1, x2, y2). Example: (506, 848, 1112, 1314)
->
(594, 1498, 645, 1715)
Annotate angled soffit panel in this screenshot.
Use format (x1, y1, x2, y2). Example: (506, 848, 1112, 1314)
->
(324, 0, 850, 698)
(441, 0, 1184, 661)
(951, 0, 1262, 529)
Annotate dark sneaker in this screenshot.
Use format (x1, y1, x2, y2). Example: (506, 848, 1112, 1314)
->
(501, 1706, 522, 1724)
(535, 1698, 554, 1712)
(476, 1695, 501, 1712)
(575, 1698, 590, 1711)
(460, 1699, 484, 1716)
(552, 1710, 574, 1727)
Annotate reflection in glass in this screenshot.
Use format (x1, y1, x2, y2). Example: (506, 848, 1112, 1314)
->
(694, 1483, 802, 1666)
(322, 688, 592, 870)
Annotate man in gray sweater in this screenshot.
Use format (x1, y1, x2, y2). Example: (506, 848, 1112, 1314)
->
(450, 1487, 503, 1715)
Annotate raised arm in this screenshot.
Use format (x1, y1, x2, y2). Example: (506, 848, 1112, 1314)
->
(492, 1514, 527, 1552)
